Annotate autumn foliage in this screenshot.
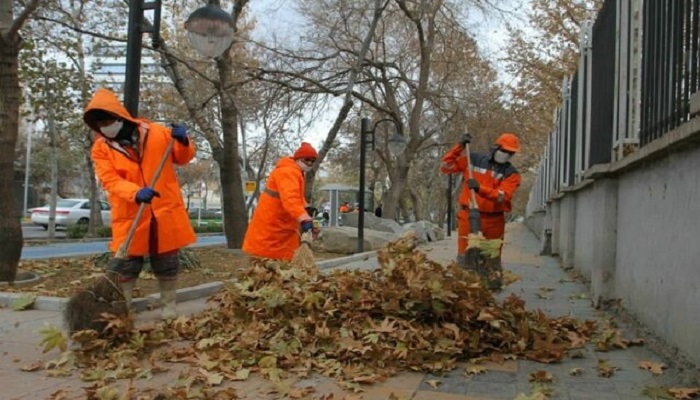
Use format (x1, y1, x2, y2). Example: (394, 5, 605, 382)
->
(30, 232, 609, 398)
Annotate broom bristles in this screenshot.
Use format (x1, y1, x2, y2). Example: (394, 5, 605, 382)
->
(64, 271, 129, 335)
(291, 231, 316, 269)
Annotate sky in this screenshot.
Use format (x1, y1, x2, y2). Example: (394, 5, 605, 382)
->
(245, 0, 531, 145)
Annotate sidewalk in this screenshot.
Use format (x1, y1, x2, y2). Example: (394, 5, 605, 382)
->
(0, 223, 695, 399)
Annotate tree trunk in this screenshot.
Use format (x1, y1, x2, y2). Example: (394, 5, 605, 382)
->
(383, 165, 409, 221)
(409, 188, 422, 221)
(0, 34, 23, 282)
(86, 151, 104, 237)
(217, 58, 247, 249)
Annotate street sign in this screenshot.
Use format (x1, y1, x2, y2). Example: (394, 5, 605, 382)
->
(245, 181, 256, 194)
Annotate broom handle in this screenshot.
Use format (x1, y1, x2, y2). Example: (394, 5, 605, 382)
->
(464, 142, 478, 208)
(115, 139, 176, 259)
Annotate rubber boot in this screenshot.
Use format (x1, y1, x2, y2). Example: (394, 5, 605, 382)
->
(485, 256, 503, 291)
(456, 253, 468, 269)
(121, 279, 136, 309)
(158, 279, 178, 320)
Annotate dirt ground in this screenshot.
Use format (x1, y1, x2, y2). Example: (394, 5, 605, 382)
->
(6, 246, 346, 298)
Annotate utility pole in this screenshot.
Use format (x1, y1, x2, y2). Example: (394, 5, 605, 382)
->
(22, 130, 32, 216)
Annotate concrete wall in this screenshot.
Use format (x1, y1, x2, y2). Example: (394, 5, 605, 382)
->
(558, 195, 576, 269)
(615, 148, 700, 363)
(527, 118, 700, 365)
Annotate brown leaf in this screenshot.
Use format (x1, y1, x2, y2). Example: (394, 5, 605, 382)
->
(426, 379, 441, 389)
(528, 370, 554, 383)
(669, 388, 700, 399)
(639, 361, 666, 376)
(597, 359, 620, 378)
(20, 361, 44, 372)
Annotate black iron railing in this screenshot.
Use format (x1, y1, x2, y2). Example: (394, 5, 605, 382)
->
(568, 71, 579, 185)
(589, 0, 616, 166)
(640, 0, 700, 145)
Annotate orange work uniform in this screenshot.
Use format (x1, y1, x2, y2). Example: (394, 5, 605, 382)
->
(242, 157, 310, 261)
(86, 89, 196, 256)
(440, 144, 521, 254)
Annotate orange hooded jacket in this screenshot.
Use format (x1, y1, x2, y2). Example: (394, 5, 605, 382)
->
(85, 88, 196, 256)
(440, 144, 521, 213)
(242, 157, 309, 261)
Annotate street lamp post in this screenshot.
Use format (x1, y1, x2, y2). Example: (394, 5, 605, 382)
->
(124, 0, 162, 117)
(358, 117, 407, 253)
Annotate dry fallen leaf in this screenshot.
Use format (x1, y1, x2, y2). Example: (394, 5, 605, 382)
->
(669, 388, 700, 399)
(426, 379, 441, 389)
(569, 368, 584, 376)
(639, 361, 666, 376)
(528, 370, 554, 383)
(465, 365, 488, 375)
(597, 359, 620, 378)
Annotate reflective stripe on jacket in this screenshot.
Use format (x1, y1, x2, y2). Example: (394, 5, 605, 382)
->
(440, 144, 521, 213)
(242, 157, 309, 261)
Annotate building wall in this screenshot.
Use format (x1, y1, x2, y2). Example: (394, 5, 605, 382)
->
(529, 118, 700, 365)
(615, 147, 700, 363)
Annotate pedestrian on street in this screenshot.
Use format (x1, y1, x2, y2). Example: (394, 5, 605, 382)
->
(440, 132, 522, 273)
(374, 203, 383, 218)
(242, 142, 318, 261)
(84, 88, 196, 319)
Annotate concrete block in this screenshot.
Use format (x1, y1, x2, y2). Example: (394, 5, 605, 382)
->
(690, 91, 700, 116)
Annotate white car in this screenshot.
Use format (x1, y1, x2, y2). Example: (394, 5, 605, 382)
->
(30, 198, 112, 230)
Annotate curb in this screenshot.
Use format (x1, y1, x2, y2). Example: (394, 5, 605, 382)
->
(0, 251, 379, 312)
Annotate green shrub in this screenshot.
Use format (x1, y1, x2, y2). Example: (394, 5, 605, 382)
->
(96, 226, 112, 238)
(66, 224, 88, 239)
(193, 223, 224, 233)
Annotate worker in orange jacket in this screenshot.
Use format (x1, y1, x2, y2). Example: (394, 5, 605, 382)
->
(242, 142, 317, 261)
(440, 133, 522, 275)
(84, 88, 196, 319)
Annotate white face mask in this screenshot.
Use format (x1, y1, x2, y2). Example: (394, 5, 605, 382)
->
(100, 120, 123, 138)
(296, 160, 312, 172)
(494, 150, 513, 164)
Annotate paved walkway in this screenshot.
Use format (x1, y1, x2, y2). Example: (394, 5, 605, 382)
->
(1, 223, 696, 399)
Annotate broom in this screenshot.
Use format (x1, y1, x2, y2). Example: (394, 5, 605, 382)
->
(291, 231, 317, 271)
(64, 139, 175, 334)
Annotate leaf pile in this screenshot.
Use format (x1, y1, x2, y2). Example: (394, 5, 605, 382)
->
(39, 232, 598, 395)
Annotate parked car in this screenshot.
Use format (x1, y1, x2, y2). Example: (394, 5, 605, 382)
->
(29, 198, 112, 230)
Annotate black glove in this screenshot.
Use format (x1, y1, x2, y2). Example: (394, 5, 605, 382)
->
(467, 178, 480, 192)
(459, 133, 472, 147)
(301, 220, 314, 233)
(135, 188, 160, 204)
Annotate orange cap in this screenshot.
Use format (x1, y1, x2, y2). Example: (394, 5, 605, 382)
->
(293, 142, 318, 160)
(494, 133, 521, 153)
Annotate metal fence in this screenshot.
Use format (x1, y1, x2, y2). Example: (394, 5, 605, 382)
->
(640, 0, 700, 145)
(529, 0, 700, 210)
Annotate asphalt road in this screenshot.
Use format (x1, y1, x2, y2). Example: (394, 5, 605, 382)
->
(21, 235, 228, 260)
(22, 223, 67, 239)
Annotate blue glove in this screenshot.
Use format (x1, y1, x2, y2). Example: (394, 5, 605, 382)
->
(171, 124, 189, 145)
(301, 220, 314, 233)
(467, 178, 480, 192)
(135, 188, 160, 204)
